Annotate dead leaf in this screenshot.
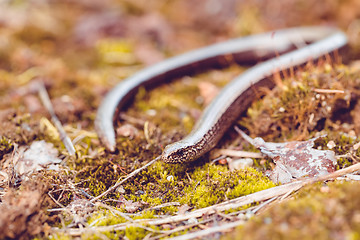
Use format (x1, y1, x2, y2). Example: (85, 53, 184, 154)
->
(236, 128, 337, 184)
(117, 196, 145, 213)
(65, 198, 95, 226)
(13, 140, 62, 176)
(0, 182, 47, 240)
(116, 123, 139, 139)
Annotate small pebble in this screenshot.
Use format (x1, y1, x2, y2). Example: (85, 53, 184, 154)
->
(146, 109, 157, 116)
(245, 210, 254, 219)
(320, 185, 330, 193)
(187, 217, 198, 224)
(349, 130, 356, 138)
(116, 186, 125, 194)
(229, 158, 254, 171)
(327, 140, 336, 149)
(353, 142, 360, 150)
(308, 113, 314, 124)
(263, 217, 272, 224)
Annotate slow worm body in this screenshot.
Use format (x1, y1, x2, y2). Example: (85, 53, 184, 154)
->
(95, 26, 347, 163)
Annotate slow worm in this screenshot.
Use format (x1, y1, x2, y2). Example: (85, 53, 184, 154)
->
(95, 26, 347, 163)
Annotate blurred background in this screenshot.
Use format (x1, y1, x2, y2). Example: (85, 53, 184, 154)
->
(1, 0, 359, 142)
(1, 0, 360, 72)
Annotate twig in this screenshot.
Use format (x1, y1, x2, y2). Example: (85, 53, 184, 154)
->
(166, 220, 245, 240)
(145, 202, 181, 211)
(94, 202, 133, 222)
(306, 162, 360, 184)
(313, 88, 345, 94)
(48, 190, 66, 208)
(149, 219, 214, 240)
(90, 156, 160, 202)
(252, 196, 278, 214)
(215, 149, 264, 158)
(37, 81, 76, 156)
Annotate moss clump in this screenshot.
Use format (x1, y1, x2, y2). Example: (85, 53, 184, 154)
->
(96, 39, 137, 65)
(240, 64, 357, 142)
(179, 163, 276, 208)
(0, 136, 13, 159)
(84, 210, 157, 240)
(223, 181, 360, 240)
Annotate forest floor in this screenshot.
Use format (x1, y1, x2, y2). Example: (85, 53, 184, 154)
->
(1, 0, 360, 239)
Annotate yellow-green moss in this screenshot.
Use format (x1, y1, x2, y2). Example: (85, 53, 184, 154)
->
(48, 234, 72, 240)
(84, 209, 158, 240)
(96, 39, 137, 65)
(0, 136, 13, 158)
(179, 164, 276, 208)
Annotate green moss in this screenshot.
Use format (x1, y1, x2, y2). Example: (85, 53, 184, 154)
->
(96, 39, 137, 65)
(48, 233, 72, 240)
(0, 136, 13, 159)
(125, 226, 148, 240)
(179, 164, 275, 208)
(240, 64, 356, 141)
(88, 210, 127, 226)
(85, 210, 158, 239)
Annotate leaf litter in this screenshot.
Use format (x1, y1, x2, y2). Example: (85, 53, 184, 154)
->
(235, 127, 337, 184)
(12, 140, 61, 177)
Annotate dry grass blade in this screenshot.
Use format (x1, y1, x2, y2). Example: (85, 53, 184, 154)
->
(90, 156, 160, 202)
(215, 149, 264, 158)
(313, 88, 345, 94)
(166, 220, 245, 240)
(37, 81, 76, 156)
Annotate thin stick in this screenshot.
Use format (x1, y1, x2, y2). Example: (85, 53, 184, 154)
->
(313, 89, 345, 94)
(252, 196, 278, 214)
(94, 202, 133, 222)
(306, 162, 360, 184)
(90, 156, 160, 202)
(37, 81, 76, 156)
(166, 220, 245, 240)
(216, 149, 264, 158)
(145, 202, 181, 211)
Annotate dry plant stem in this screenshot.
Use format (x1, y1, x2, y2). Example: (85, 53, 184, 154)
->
(94, 202, 133, 222)
(145, 202, 181, 211)
(37, 81, 76, 156)
(307, 162, 360, 183)
(166, 220, 246, 240)
(251, 196, 278, 214)
(216, 149, 264, 158)
(48, 191, 66, 208)
(149, 219, 214, 240)
(90, 156, 160, 202)
(313, 88, 345, 94)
